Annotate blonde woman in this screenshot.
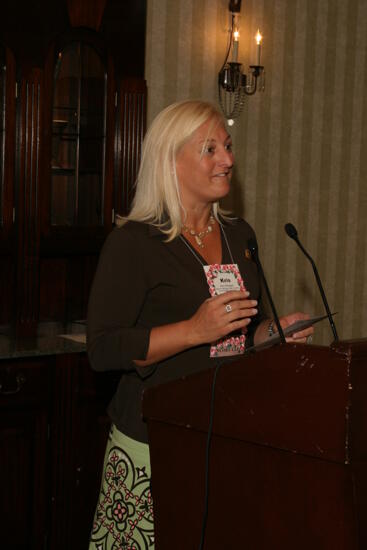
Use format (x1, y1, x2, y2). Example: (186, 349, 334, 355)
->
(87, 99, 313, 549)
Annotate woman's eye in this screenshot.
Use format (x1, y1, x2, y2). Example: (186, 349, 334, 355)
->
(225, 143, 233, 152)
(204, 146, 215, 154)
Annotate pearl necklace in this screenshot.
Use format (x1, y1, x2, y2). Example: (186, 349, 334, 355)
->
(181, 214, 216, 248)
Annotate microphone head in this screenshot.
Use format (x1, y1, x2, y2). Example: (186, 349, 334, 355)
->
(284, 222, 298, 240)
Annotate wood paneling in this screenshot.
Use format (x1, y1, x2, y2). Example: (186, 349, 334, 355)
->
(114, 77, 147, 216)
(16, 68, 43, 337)
(1, 48, 16, 243)
(66, 0, 107, 31)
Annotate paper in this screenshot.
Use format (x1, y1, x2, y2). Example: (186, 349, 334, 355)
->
(247, 313, 336, 352)
(59, 333, 86, 344)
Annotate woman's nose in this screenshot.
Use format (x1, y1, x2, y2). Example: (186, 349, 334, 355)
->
(218, 147, 234, 167)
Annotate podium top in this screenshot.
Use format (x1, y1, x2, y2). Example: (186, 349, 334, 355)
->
(142, 340, 367, 464)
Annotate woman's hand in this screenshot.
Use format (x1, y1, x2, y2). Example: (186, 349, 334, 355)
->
(134, 290, 258, 367)
(254, 311, 314, 346)
(186, 290, 258, 346)
(279, 312, 314, 344)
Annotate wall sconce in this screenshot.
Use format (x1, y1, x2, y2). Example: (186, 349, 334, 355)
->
(218, 0, 265, 124)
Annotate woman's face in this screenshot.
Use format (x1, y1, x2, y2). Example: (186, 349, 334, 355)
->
(175, 118, 234, 209)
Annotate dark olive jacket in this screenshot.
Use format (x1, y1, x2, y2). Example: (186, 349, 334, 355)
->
(87, 218, 266, 443)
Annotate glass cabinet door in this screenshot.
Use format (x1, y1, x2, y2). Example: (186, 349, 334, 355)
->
(51, 42, 106, 226)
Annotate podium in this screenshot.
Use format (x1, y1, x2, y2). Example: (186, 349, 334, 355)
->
(142, 340, 367, 549)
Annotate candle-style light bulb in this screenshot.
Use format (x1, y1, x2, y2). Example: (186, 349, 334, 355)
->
(232, 27, 240, 62)
(255, 29, 262, 65)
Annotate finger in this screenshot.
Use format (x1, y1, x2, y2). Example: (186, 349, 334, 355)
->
(237, 300, 258, 314)
(223, 302, 258, 320)
(214, 290, 250, 304)
(285, 336, 308, 344)
(226, 317, 253, 333)
(220, 297, 257, 312)
(280, 312, 310, 329)
(291, 326, 314, 339)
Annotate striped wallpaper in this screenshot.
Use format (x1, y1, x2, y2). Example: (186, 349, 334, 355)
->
(145, 0, 367, 345)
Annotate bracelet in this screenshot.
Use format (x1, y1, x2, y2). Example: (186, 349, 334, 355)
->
(268, 319, 275, 337)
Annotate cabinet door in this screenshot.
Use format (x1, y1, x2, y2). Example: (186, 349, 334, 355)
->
(0, 360, 50, 549)
(41, 33, 115, 253)
(50, 353, 119, 550)
(71, 356, 118, 548)
(51, 42, 106, 227)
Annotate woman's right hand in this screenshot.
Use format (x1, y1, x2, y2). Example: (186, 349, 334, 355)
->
(186, 290, 258, 346)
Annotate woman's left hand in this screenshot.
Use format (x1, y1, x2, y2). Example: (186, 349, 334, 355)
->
(279, 312, 314, 344)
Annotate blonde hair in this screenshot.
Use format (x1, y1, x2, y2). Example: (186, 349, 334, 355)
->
(120, 99, 231, 241)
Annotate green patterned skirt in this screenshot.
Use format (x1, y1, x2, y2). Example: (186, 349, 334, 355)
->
(89, 424, 154, 550)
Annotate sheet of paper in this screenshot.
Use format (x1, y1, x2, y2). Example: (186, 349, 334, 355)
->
(247, 313, 337, 352)
(59, 333, 86, 344)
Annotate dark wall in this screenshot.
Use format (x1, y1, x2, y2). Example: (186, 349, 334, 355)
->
(1, 0, 146, 76)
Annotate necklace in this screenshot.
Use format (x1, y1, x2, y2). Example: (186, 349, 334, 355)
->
(181, 213, 215, 248)
(179, 224, 235, 266)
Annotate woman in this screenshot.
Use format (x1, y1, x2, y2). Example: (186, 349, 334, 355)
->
(87, 99, 313, 549)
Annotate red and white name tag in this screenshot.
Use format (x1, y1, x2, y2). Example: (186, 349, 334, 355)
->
(204, 264, 247, 357)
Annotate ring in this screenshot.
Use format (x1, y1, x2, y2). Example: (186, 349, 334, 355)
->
(225, 304, 232, 313)
(307, 335, 313, 344)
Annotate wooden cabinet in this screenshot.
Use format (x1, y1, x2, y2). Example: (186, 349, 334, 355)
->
(0, 2, 147, 546)
(0, 351, 119, 550)
(0, 0, 147, 338)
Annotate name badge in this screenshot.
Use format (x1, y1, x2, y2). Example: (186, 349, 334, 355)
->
(204, 264, 246, 357)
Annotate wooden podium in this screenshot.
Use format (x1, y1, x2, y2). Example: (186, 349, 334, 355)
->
(142, 340, 367, 550)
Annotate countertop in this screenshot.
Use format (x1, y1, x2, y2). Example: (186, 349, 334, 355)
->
(0, 322, 87, 360)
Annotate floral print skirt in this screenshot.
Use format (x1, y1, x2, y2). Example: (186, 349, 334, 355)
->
(89, 425, 154, 550)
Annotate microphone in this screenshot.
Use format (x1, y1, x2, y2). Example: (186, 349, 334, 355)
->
(284, 222, 339, 342)
(247, 237, 286, 344)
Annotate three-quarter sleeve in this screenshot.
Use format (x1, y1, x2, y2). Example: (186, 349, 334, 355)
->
(87, 226, 152, 375)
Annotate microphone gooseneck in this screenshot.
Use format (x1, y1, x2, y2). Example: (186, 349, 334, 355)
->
(247, 237, 286, 344)
(284, 222, 339, 342)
